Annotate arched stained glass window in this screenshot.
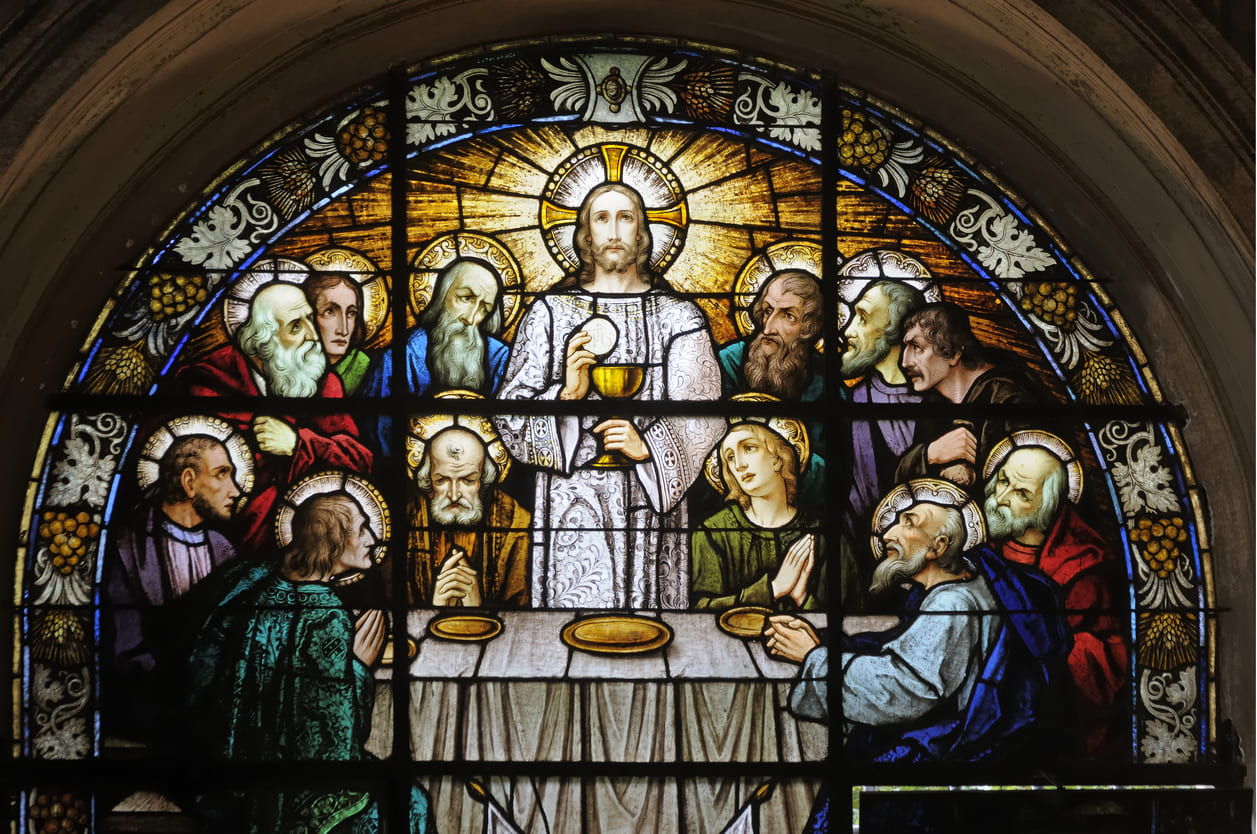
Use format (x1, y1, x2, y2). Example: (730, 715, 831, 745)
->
(11, 36, 1235, 833)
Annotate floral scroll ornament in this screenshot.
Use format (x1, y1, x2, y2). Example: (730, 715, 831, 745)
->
(951, 189, 1054, 279)
(1098, 421, 1181, 515)
(1140, 669, 1198, 764)
(406, 69, 493, 146)
(172, 178, 279, 269)
(734, 74, 821, 152)
(31, 663, 91, 759)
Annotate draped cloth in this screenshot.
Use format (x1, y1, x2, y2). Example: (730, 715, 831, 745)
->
(187, 563, 432, 833)
(495, 290, 724, 609)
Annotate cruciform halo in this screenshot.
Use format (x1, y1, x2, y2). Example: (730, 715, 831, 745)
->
(404, 392, 512, 483)
(869, 478, 987, 562)
(731, 239, 825, 347)
(273, 471, 391, 586)
(540, 143, 688, 276)
(983, 430, 1084, 504)
(304, 246, 389, 342)
(222, 257, 310, 338)
(135, 415, 255, 506)
(409, 232, 523, 332)
(703, 393, 810, 496)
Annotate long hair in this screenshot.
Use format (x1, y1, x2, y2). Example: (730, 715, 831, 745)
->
(560, 183, 660, 288)
(419, 260, 504, 336)
(721, 423, 800, 510)
(282, 493, 358, 580)
(304, 273, 366, 347)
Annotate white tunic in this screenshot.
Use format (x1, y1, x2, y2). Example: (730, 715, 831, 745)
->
(495, 290, 724, 609)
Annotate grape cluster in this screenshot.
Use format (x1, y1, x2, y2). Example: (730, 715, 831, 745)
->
(148, 273, 208, 321)
(839, 109, 888, 169)
(1017, 281, 1077, 328)
(1132, 516, 1188, 579)
(38, 511, 99, 576)
(338, 106, 389, 166)
(28, 792, 88, 834)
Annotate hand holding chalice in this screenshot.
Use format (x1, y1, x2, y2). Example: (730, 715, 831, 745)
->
(564, 317, 647, 468)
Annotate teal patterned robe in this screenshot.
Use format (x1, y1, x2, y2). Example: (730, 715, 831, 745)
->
(188, 563, 432, 833)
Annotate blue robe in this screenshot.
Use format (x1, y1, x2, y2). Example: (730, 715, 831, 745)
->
(187, 562, 433, 833)
(361, 326, 509, 455)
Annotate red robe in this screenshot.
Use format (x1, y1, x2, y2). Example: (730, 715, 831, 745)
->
(172, 346, 373, 549)
(999, 502, 1129, 755)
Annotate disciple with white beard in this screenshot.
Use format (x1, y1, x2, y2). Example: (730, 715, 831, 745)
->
(388, 427, 530, 607)
(766, 479, 1070, 776)
(361, 260, 510, 456)
(172, 281, 373, 549)
(982, 437, 1129, 755)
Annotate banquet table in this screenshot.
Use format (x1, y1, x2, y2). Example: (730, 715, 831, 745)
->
(367, 609, 832, 834)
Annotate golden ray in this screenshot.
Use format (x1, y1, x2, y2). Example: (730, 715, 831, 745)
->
(688, 169, 778, 226)
(668, 132, 749, 190)
(461, 190, 540, 231)
(663, 222, 753, 295)
(487, 150, 551, 196)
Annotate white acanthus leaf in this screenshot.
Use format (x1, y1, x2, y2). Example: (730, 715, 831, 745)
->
(542, 57, 589, 113)
(1111, 444, 1180, 514)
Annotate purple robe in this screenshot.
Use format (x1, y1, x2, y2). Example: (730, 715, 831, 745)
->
(844, 374, 919, 539)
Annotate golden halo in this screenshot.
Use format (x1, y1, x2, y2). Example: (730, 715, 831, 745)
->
(409, 232, 523, 332)
(731, 240, 825, 346)
(405, 392, 512, 482)
(835, 248, 940, 331)
(983, 430, 1084, 504)
(136, 416, 255, 506)
(222, 257, 310, 338)
(869, 478, 987, 562)
(540, 143, 688, 276)
(273, 471, 390, 586)
(704, 394, 810, 495)
(303, 246, 389, 342)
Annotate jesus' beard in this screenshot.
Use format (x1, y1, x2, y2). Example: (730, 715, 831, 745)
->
(869, 541, 929, 595)
(593, 239, 638, 274)
(262, 339, 326, 398)
(428, 314, 487, 391)
(429, 492, 484, 526)
(743, 332, 812, 400)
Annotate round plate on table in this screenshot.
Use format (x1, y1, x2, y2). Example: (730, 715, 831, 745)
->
(379, 635, 418, 666)
(717, 606, 774, 639)
(427, 614, 503, 642)
(560, 615, 673, 654)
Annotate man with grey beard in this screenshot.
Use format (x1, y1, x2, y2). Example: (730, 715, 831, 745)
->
(391, 427, 530, 607)
(767, 480, 1070, 766)
(173, 281, 372, 548)
(839, 280, 925, 543)
(362, 260, 510, 456)
(983, 439, 1128, 755)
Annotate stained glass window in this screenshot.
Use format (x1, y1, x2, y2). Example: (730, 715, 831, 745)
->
(11, 37, 1227, 833)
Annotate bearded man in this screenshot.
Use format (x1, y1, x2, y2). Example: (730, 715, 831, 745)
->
(984, 438, 1129, 755)
(362, 260, 510, 456)
(718, 270, 824, 402)
(767, 480, 1070, 765)
(390, 427, 530, 607)
(496, 182, 723, 609)
(839, 279, 925, 541)
(172, 282, 372, 548)
(103, 433, 241, 742)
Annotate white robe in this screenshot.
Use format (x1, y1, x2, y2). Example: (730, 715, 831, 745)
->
(495, 290, 724, 609)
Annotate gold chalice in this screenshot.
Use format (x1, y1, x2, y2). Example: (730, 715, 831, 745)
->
(590, 363, 645, 468)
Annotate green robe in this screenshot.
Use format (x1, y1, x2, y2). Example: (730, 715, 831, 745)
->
(690, 504, 862, 612)
(333, 347, 372, 397)
(188, 563, 432, 833)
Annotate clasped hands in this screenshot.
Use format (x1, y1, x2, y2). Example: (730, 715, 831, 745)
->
(432, 546, 482, 607)
(762, 615, 820, 664)
(770, 534, 815, 607)
(559, 328, 649, 462)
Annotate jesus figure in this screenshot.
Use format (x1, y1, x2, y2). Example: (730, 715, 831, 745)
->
(495, 182, 724, 608)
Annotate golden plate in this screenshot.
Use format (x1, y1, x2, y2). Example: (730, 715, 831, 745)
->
(379, 636, 417, 666)
(427, 614, 503, 642)
(560, 615, 673, 654)
(717, 606, 774, 639)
